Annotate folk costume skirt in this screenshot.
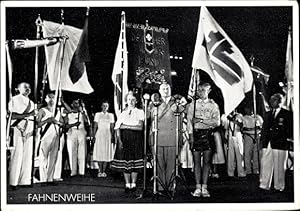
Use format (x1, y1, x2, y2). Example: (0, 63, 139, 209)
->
(111, 129, 144, 173)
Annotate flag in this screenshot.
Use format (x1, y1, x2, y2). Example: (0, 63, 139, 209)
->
(187, 68, 200, 100)
(283, 27, 293, 111)
(126, 22, 171, 90)
(251, 66, 270, 116)
(192, 7, 253, 115)
(111, 11, 128, 118)
(5, 42, 14, 146)
(42, 16, 93, 94)
(5, 42, 13, 103)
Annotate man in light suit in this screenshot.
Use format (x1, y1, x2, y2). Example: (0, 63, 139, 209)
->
(149, 83, 180, 192)
(259, 93, 293, 191)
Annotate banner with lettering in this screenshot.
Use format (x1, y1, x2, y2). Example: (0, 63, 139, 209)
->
(126, 23, 172, 90)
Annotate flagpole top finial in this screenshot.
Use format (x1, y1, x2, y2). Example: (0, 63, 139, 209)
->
(145, 20, 149, 27)
(121, 11, 125, 15)
(250, 55, 255, 67)
(288, 25, 292, 32)
(86, 7, 90, 16)
(35, 14, 42, 26)
(61, 9, 64, 24)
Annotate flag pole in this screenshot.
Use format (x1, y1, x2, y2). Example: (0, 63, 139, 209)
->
(53, 9, 67, 116)
(285, 26, 293, 110)
(250, 55, 260, 172)
(40, 62, 48, 105)
(5, 42, 14, 150)
(31, 14, 42, 185)
(192, 68, 198, 121)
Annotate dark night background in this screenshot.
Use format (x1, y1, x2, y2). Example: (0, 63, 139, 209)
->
(5, 6, 292, 114)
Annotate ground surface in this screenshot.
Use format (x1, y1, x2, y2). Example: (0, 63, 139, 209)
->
(6, 167, 294, 204)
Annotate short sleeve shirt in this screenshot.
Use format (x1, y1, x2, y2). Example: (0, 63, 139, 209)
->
(186, 98, 220, 133)
(243, 114, 264, 134)
(114, 107, 144, 129)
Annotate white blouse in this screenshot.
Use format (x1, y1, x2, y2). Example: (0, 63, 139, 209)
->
(114, 107, 144, 129)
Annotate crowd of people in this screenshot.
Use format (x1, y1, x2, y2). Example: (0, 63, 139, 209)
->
(7, 81, 293, 198)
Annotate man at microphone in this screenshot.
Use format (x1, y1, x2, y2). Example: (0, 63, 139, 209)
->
(149, 82, 181, 192)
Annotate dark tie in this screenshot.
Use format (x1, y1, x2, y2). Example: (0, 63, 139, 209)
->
(273, 109, 276, 119)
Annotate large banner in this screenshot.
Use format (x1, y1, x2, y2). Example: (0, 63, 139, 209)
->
(126, 23, 172, 90)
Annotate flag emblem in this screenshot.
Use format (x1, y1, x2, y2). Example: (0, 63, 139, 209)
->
(203, 31, 243, 85)
(191, 6, 253, 115)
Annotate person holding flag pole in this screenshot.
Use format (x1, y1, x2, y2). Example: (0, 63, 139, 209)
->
(41, 7, 94, 178)
(35, 10, 69, 184)
(188, 6, 253, 196)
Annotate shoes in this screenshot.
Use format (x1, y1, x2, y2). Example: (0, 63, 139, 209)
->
(53, 178, 63, 182)
(201, 188, 210, 198)
(130, 183, 136, 192)
(274, 188, 284, 192)
(191, 189, 202, 197)
(33, 177, 41, 184)
(259, 185, 270, 191)
(97, 172, 107, 178)
(211, 173, 219, 178)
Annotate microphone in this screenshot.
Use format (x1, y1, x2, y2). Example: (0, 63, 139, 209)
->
(151, 93, 161, 107)
(171, 94, 187, 113)
(143, 93, 150, 101)
(12, 36, 66, 49)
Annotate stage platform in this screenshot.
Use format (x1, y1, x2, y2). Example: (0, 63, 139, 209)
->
(7, 168, 294, 204)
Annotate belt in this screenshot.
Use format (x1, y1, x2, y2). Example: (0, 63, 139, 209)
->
(194, 128, 211, 132)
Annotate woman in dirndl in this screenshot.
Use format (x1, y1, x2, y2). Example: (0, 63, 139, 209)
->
(111, 91, 144, 193)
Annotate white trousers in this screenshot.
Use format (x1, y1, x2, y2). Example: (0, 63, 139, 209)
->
(67, 129, 87, 176)
(260, 142, 288, 190)
(227, 133, 245, 177)
(9, 128, 33, 186)
(39, 133, 59, 182)
(53, 136, 65, 180)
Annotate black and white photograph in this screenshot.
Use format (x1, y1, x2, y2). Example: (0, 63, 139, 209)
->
(1, 1, 299, 211)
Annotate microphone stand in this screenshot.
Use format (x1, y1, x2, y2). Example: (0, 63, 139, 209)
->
(137, 94, 151, 199)
(168, 98, 189, 198)
(137, 93, 172, 200)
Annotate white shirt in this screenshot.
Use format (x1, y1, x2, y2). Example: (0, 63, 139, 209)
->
(273, 108, 281, 118)
(114, 107, 144, 129)
(9, 94, 34, 133)
(68, 112, 85, 130)
(162, 96, 171, 105)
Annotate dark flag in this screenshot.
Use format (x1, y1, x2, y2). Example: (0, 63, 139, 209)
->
(69, 13, 90, 83)
(43, 18, 93, 94)
(126, 22, 172, 90)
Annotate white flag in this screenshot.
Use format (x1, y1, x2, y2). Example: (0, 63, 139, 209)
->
(283, 27, 293, 111)
(42, 20, 93, 94)
(192, 7, 253, 115)
(111, 11, 128, 118)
